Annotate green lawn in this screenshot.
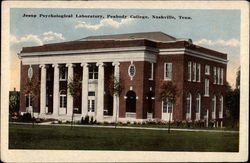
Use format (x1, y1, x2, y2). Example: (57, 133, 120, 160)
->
(9, 124, 239, 152)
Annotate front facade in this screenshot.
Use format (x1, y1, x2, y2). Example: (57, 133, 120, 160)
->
(18, 32, 227, 126)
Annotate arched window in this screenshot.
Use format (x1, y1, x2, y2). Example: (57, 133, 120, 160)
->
(186, 93, 192, 120)
(60, 90, 67, 108)
(195, 93, 201, 120)
(212, 95, 216, 119)
(219, 96, 223, 118)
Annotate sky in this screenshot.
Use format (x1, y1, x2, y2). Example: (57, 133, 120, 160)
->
(10, 8, 240, 91)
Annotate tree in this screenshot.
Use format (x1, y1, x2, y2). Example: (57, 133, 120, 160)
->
(23, 78, 40, 126)
(225, 67, 240, 128)
(67, 74, 82, 129)
(9, 94, 19, 117)
(160, 81, 177, 133)
(67, 74, 82, 99)
(108, 74, 123, 127)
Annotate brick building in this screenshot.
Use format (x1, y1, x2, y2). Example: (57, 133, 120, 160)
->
(18, 32, 227, 126)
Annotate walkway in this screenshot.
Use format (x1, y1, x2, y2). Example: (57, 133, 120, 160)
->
(10, 122, 239, 133)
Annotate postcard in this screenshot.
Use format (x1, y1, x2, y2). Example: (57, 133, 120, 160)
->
(1, 1, 249, 162)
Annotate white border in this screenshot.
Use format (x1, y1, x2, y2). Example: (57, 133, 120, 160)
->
(1, 1, 249, 162)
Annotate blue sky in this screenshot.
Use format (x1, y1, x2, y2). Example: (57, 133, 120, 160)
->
(10, 8, 240, 90)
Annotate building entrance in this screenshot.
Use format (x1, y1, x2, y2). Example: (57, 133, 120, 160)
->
(126, 91, 136, 113)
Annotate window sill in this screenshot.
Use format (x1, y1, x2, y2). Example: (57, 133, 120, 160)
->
(204, 95, 210, 97)
(148, 78, 153, 81)
(164, 78, 172, 81)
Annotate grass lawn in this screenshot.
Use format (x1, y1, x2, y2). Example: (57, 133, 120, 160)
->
(9, 124, 239, 152)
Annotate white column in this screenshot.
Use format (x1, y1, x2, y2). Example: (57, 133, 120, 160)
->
(81, 62, 89, 117)
(39, 64, 46, 115)
(96, 62, 104, 122)
(66, 63, 74, 116)
(112, 62, 120, 122)
(52, 63, 59, 116)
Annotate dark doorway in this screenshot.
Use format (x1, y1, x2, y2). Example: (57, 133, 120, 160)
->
(126, 91, 136, 112)
(147, 91, 153, 113)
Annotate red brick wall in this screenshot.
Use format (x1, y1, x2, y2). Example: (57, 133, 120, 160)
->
(183, 54, 227, 121)
(119, 61, 148, 119)
(20, 63, 40, 113)
(154, 54, 185, 120)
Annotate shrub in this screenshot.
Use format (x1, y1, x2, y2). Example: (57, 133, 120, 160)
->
(20, 113, 32, 122)
(90, 116, 94, 124)
(84, 115, 89, 124)
(81, 117, 84, 124)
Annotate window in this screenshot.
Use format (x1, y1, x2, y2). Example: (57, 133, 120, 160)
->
(88, 100, 95, 112)
(205, 79, 209, 96)
(220, 68, 224, 85)
(197, 63, 201, 82)
(195, 94, 201, 120)
(89, 64, 98, 79)
(164, 62, 172, 80)
(188, 61, 192, 81)
(162, 99, 173, 113)
(128, 64, 136, 79)
(195, 94, 201, 113)
(212, 95, 216, 119)
(217, 67, 220, 85)
(186, 93, 192, 120)
(88, 91, 95, 96)
(193, 62, 196, 82)
(59, 66, 67, 81)
(219, 96, 223, 118)
(205, 65, 210, 75)
(149, 63, 154, 80)
(60, 92, 67, 108)
(213, 67, 217, 84)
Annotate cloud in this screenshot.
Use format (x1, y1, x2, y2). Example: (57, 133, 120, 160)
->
(10, 31, 65, 48)
(43, 31, 65, 41)
(75, 18, 134, 30)
(10, 34, 43, 46)
(194, 38, 240, 47)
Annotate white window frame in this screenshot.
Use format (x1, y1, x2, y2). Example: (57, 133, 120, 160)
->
(149, 63, 154, 80)
(197, 63, 201, 82)
(164, 62, 172, 81)
(193, 62, 196, 82)
(162, 99, 173, 121)
(188, 61, 192, 81)
(219, 96, 223, 118)
(204, 79, 209, 97)
(162, 99, 173, 113)
(205, 65, 210, 75)
(212, 95, 216, 119)
(89, 64, 98, 80)
(220, 68, 224, 85)
(59, 67, 67, 81)
(213, 67, 217, 84)
(60, 94, 67, 108)
(217, 67, 220, 85)
(195, 94, 201, 120)
(186, 93, 192, 120)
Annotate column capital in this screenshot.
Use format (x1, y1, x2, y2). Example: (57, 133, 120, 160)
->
(112, 61, 120, 67)
(39, 64, 46, 68)
(96, 62, 104, 67)
(52, 63, 59, 68)
(81, 62, 89, 67)
(66, 63, 74, 68)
